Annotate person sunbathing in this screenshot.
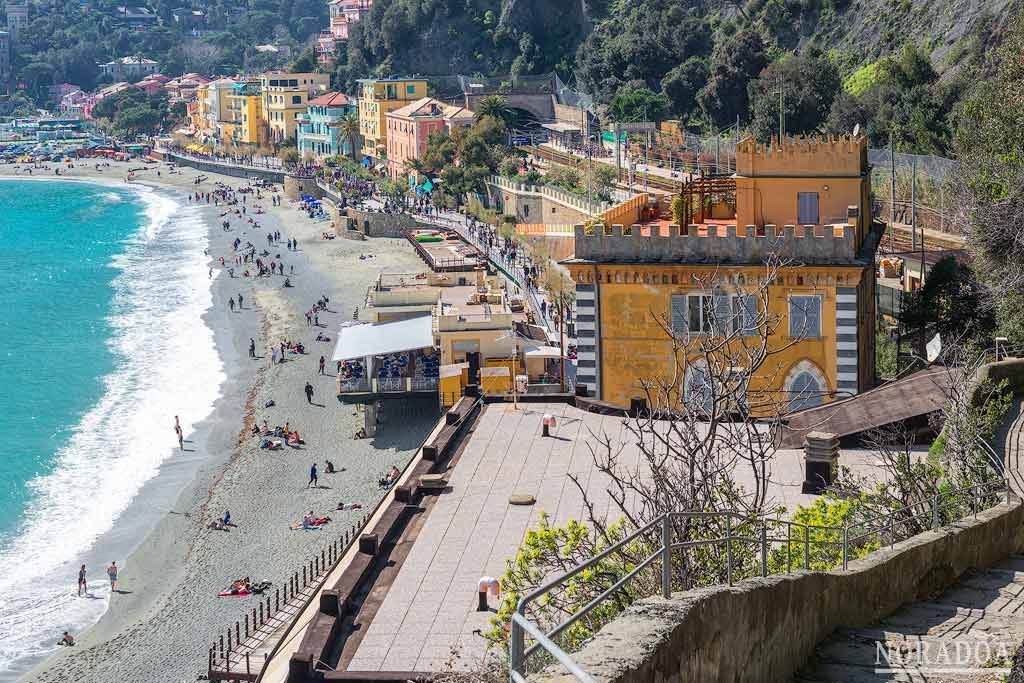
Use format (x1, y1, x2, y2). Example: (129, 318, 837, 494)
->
(336, 502, 363, 511)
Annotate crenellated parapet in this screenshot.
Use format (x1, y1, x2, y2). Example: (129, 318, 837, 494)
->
(735, 134, 867, 178)
(572, 222, 859, 265)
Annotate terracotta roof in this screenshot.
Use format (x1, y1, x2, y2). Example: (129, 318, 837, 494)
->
(387, 96, 471, 121)
(308, 91, 352, 107)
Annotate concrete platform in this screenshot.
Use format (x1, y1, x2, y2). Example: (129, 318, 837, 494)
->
(340, 401, 908, 673)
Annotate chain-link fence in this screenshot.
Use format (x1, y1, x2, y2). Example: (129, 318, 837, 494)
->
(868, 149, 959, 236)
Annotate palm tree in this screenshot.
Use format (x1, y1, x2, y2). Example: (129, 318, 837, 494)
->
(338, 111, 361, 161)
(474, 95, 514, 127)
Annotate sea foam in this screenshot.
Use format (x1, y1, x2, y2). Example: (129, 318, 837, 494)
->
(0, 185, 225, 678)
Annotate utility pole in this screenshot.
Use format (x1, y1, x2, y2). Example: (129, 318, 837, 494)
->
(889, 137, 896, 252)
(910, 156, 917, 252)
(778, 76, 784, 142)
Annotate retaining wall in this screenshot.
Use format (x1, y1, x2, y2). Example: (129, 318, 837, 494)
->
(540, 498, 1024, 683)
(160, 151, 286, 183)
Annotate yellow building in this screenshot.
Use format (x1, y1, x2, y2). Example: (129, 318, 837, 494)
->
(225, 81, 264, 146)
(356, 77, 428, 160)
(258, 71, 330, 144)
(565, 134, 879, 411)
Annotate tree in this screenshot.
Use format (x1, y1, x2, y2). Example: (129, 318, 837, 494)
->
(607, 86, 670, 123)
(661, 57, 707, 122)
(900, 256, 994, 356)
(473, 95, 514, 128)
(290, 47, 318, 73)
(697, 30, 767, 128)
(337, 111, 361, 161)
(954, 16, 1024, 346)
(748, 50, 841, 140)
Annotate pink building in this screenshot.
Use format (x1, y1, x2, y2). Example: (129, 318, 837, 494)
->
(316, 0, 372, 64)
(385, 97, 473, 180)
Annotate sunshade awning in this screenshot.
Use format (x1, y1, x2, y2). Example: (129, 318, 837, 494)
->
(332, 315, 435, 362)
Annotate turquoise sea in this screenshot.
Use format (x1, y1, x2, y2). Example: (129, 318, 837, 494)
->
(0, 181, 130, 537)
(0, 179, 225, 678)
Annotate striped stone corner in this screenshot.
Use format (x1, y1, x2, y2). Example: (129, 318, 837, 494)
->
(836, 288, 859, 394)
(575, 283, 599, 397)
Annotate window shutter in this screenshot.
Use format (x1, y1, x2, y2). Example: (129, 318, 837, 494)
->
(671, 295, 687, 336)
(713, 295, 732, 334)
(807, 296, 821, 337)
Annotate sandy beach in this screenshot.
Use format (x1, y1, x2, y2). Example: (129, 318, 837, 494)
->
(0, 159, 440, 683)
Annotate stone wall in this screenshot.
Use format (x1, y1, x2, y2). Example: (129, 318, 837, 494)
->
(284, 174, 323, 201)
(540, 498, 1024, 683)
(159, 151, 286, 183)
(343, 207, 420, 238)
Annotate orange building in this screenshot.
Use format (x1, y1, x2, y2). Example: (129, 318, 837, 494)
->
(384, 97, 473, 180)
(565, 134, 880, 410)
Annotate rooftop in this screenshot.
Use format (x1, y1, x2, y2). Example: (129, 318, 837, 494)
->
(388, 97, 471, 121)
(308, 91, 353, 107)
(333, 401, 914, 673)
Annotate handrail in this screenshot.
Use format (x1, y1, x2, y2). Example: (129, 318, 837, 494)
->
(509, 476, 1010, 681)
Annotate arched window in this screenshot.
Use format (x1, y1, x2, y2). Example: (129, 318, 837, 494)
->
(785, 360, 828, 412)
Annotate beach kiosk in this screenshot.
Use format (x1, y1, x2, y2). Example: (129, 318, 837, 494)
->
(332, 315, 440, 435)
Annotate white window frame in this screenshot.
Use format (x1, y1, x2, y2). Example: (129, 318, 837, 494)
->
(673, 292, 759, 336)
(788, 294, 822, 339)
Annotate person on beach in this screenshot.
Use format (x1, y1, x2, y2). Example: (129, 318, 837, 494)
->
(178, 428, 184, 451)
(271, 347, 279, 365)
(77, 565, 87, 596)
(304, 382, 314, 404)
(249, 338, 256, 359)
(238, 293, 244, 309)
(229, 297, 235, 312)
(58, 632, 75, 647)
(308, 463, 318, 488)
(107, 562, 118, 592)
(319, 356, 325, 374)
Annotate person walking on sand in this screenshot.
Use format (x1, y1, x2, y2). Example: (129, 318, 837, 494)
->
(77, 565, 87, 596)
(304, 382, 314, 404)
(319, 356, 325, 374)
(249, 338, 256, 359)
(229, 297, 235, 312)
(107, 561, 118, 592)
(271, 346, 279, 365)
(238, 293, 244, 309)
(308, 463, 318, 488)
(178, 428, 184, 451)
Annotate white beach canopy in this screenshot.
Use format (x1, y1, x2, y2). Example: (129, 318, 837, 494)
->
(332, 315, 435, 362)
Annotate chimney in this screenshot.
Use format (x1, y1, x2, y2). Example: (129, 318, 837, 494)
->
(802, 432, 839, 494)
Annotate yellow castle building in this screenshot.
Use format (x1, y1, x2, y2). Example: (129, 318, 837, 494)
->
(565, 134, 880, 411)
(356, 77, 428, 160)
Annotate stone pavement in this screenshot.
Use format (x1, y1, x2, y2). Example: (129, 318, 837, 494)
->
(796, 398, 1024, 682)
(344, 401, 905, 673)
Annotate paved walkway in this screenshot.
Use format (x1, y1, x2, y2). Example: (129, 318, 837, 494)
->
(342, 402, 916, 673)
(796, 399, 1024, 682)
(795, 557, 1024, 682)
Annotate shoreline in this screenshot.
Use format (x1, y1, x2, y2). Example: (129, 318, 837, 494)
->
(0, 160, 440, 683)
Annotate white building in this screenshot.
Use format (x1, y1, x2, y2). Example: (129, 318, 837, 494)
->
(99, 56, 160, 81)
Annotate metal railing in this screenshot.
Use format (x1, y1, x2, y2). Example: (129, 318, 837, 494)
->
(509, 478, 1011, 682)
(209, 514, 373, 682)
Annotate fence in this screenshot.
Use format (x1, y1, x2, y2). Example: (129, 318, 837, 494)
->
(207, 514, 374, 682)
(509, 478, 1010, 682)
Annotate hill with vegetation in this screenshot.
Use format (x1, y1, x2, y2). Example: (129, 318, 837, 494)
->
(6, 0, 1023, 155)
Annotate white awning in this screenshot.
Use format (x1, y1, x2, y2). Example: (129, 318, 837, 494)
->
(524, 344, 563, 359)
(332, 315, 434, 362)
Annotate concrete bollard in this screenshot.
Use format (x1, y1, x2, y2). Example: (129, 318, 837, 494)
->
(478, 576, 500, 611)
(542, 413, 557, 437)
